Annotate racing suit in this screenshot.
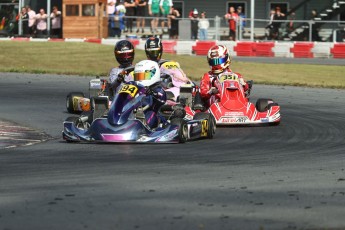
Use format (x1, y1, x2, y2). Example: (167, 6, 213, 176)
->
(143, 82, 167, 129)
(199, 68, 250, 109)
(108, 65, 134, 97)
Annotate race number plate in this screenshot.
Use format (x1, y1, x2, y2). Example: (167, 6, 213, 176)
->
(119, 84, 138, 97)
(161, 61, 180, 70)
(218, 73, 239, 83)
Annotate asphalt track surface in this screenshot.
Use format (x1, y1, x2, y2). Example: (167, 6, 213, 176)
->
(0, 67, 345, 230)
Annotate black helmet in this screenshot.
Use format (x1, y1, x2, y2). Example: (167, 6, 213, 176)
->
(145, 37, 163, 62)
(114, 40, 135, 67)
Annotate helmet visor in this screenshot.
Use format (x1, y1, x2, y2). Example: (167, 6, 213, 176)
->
(134, 70, 154, 81)
(208, 56, 228, 66)
(115, 49, 134, 59)
(146, 48, 161, 58)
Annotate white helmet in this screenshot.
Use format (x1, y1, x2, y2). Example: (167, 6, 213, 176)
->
(133, 60, 160, 87)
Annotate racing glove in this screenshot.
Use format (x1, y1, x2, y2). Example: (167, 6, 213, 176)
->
(146, 87, 158, 97)
(117, 73, 125, 83)
(208, 87, 219, 95)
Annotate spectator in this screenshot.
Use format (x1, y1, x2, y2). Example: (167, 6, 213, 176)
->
(26, 6, 36, 36)
(198, 11, 209, 40)
(311, 9, 321, 41)
(35, 8, 47, 37)
(271, 7, 285, 40)
(113, 1, 126, 37)
(19, 7, 29, 37)
(189, 8, 199, 40)
(236, 6, 246, 35)
(168, 6, 180, 39)
(224, 6, 238, 41)
(265, 9, 275, 39)
(160, 0, 173, 33)
(287, 10, 295, 33)
(50, 6, 61, 38)
(124, 0, 136, 33)
(135, 0, 146, 33)
(107, 0, 116, 37)
(148, 0, 160, 33)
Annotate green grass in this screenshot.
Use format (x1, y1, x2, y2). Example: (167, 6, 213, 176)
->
(1, 41, 345, 88)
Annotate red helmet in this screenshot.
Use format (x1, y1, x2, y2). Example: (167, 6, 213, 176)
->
(207, 45, 231, 74)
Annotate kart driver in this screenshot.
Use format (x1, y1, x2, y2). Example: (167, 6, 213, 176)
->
(108, 40, 135, 97)
(199, 44, 251, 109)
(144, 36, 199, 104)
(133, 60, 167, 129)
(144, 37, 194, 89)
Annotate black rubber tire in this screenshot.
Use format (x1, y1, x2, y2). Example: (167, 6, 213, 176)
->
(256, 98, 275, 112)
(193, 112, 216, 139)
(66, 92, 85, 113)
(170, 118, 188, 143)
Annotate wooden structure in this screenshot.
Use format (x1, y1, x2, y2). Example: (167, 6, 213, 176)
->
(62, 0, 107, 39)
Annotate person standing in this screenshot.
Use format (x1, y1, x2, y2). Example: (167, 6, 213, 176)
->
(148, 0, 160, 33)
(35, 8, 48, 37)
(124, 0, 136, 33)
(236, 6, 246, 35)
(224, 6, 238, 41)
(271, 7, 285, 40)
(198, 11, 209, 40)
(168, 6, 180, 39)
(189, 8, 199, 40)
(26, 6, 36, 36)
(114, 1, 126, 37)
(159, 0, 173, 33)
(135, 0, 146, 33)
(19, 7, 29, 37)
(107, 0, 116, 37)
(50, 6, 61, 38)
(310, 9, 321, 41)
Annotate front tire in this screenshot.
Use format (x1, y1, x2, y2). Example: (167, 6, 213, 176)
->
(170, 118, 188, 143)
(193, 112, 216, 139)
(256, 98, 276, 112)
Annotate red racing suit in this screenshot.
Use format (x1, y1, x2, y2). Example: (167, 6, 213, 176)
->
(199, 68, 249, 108)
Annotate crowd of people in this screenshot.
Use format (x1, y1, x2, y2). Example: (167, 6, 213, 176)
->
(265, 7, 324, 41)
(13, 5, 61, 38)
(107, 1, 332, 42)
(0, 1, 327, 42)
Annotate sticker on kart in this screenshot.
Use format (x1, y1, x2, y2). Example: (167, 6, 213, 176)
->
(218, 73, 239, 83)
(119, 84, 138, 97)
(220, 117, 248, 123)
(161, 61, 180, 70)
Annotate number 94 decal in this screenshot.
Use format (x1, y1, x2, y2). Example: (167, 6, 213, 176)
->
(119, 84, 138, 97)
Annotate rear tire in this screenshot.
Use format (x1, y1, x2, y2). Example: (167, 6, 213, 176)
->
(66, 92, 85, 113)
(193, 112, 216, 139)
(170, 118, 188, 143)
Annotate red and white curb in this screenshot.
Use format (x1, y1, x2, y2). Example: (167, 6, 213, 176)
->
(1, 37, 343, 58)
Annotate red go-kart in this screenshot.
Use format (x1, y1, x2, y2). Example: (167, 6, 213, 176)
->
(194, 72, 281, 126)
